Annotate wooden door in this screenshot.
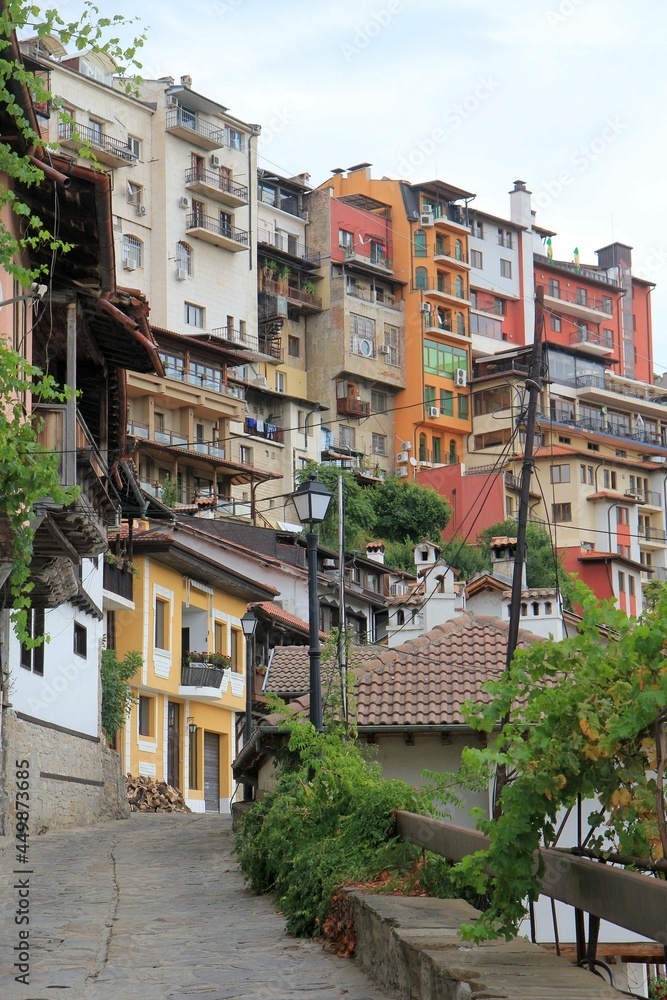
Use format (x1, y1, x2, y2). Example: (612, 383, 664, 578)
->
(167, 701, 180, 789)
(204, 732, 220, 812)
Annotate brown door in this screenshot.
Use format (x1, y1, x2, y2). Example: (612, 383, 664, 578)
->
(167, 701, 180, 789)
(204, 732, 220, 812)
(191, 152, 204, 180)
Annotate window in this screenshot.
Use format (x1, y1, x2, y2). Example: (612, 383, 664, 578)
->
(576, 287, 588, 306)
(616, 506, 629, 526)
(89, 118, 102, 142)
(383, 324, 400, 365)
(424, 385, 436, 407)
(219, 211, 232, 237)
(127, 135, 142, 160)
(191, 199, 205, 226)
(155, 598, 168, 650)
(126, 180, 142, 207)
(339, 229, 353, 248)
(230, 628, 241, 671)
(493, 297, 506, 316)
(449, 439, 458, 464)
(550, 464, 570, 484)
(259, 183, 276, 206)
(474, 385, 511, 415)
(439, 389, 453, 416)
(239, 445, 253, 465)
(548, 278, 560, 298)
(350, 313, 376, 356)
(473, 428, 513, 449)
(432, 437, 441, 463)
(339, 425, 355, 450)
(580, 464, 594, 485)
(603, 469, 617, 490)
(414, 229, 427, 257)
(470, 249, 483, 269)
(552, 502, 572, 522)
(138, 695, 153, 737)
(471, 220, 484, 238)
(455, 239, 463, 261)
(189, 726, 199, 789)
(550, 315, 561, 332)
(288, 335, 300, 357)
(500, 258, 512, 278)
(415, 266, 428, 289)
(372, 433, 386, 456)
(214, 621, 225, 656)
(455, 275, 464, 298)
(226, 126, 243, 151)
(20, 608, 45, 675)
(497, 228, 513, 249)
(122, 234, 142, 268)
(73, 622, 87, 658)
(588, 442, 599, 452)
(371, 390, 388, 413)
(419, 432, 427, 462)
(602, 295, 612, 314)
(423, 339, 467, 378)
(275, 371, 286, 393)
(184, 302, 204, 328)
(618, 571, 626, 594)
(458, 394, 469, 420)
(176, 241, 192, 276)
(629, 575, 635, 598)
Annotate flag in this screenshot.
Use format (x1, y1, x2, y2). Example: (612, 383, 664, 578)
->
(546, 237, 553, 260)
(573, 247, 580, 271)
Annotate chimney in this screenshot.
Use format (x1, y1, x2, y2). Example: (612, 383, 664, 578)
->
(490, 536, 526, 587)
(365, 542, 385, 565)
(509, 179, 532, 229)
(181, 74, 192, 88)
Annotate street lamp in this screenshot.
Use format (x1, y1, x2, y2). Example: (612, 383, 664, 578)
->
(187, 717, 197, 736)
(240, 609, 258, 802)
(292, 474, 333, 730)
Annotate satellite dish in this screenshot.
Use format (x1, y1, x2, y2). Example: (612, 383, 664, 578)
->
(409, 456, 418, 467)
(359, 339, 372, 357)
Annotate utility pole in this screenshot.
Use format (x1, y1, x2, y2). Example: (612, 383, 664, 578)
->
(494, 286, 545, 817)
(337, 475, 348, 727)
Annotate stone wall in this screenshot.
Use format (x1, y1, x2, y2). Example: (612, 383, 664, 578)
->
(3, 710, 129, 834)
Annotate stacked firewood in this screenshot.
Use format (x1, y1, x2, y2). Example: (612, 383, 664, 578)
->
(125, 774, 191, 813)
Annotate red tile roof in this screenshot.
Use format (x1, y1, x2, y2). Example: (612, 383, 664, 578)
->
(266, 644, 381, 695)
(586, 490, 642, 503)
(251, 601, 315, 639)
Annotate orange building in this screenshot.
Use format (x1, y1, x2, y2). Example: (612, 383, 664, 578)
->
(324, 166, 474, 470)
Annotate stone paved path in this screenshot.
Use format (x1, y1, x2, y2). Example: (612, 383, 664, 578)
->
(0, 814, 393, 1000)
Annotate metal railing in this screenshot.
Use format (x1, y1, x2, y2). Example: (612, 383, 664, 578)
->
(337, 397, 371, 418)
(345, 283, 401, 310)
(575, 374, 667, 407)
(639, 524, 667, 543)
(343, 246, 393, 271)
(535, 253, 619, 288)
(243, 419, 284, 443)
(412, 276, 469, 299)
(542, 408, 667, 448)
(186, 213, 250, 246)
(184, 167, 248, 201)
(161, 364, 246, 400)
(261, 277, 322, 310)
(257, 229, 320, 265)
(548, 286, 613, 313)
(165, 107, 225, 146)
(434, 244, 468, 262)
(129, 425, 226, 460)
(570, 328, 614, 348)
(58, 121, 137, 162)
(181, 664, 225, 688)
(625, 487, 662, 506)
(103, 562, 134, 602)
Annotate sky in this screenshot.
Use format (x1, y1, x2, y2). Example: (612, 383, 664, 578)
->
(37, 0, 667, 370)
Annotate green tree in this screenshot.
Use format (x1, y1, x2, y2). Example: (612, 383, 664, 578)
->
(441, 537, 489, 580)
(454, 581, 667, 942)
(101, 645, 141, 746)
(370, 476, 451, 544)
(295, 463, 376, 549)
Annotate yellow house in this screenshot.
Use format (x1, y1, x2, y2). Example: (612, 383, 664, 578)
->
(110, 521, 277, 812)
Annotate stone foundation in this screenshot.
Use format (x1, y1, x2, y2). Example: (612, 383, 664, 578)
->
(3, 710, 129, 834)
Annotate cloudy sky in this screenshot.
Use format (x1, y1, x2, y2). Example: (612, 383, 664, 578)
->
(43, 0, 667, 367)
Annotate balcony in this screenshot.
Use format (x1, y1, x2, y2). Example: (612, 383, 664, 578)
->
(638, 525, 667, 545)
(102, 560, 134, 611)
(535, 254, 619, 288)
(433, 245, 469, 267)
(625, 488, 662, 507)
(58, 121, 137, 167)
(337, 397, 371, 418)
(414, 276, 469, 303)
(541, 408, 667, 450)
(574, 374, 667, 416)
(345, 282, 401, 310)
(257, 229, 320, 267)
(179, 662, 244, 699)
(544, 284, 614, 323)
(210, 326, 283, 362)
(261, 278, 322, 314)
(185, 213, 249, 252)
(569, 327, 614, 357)
(161, 363, 246, 401)
(165, 107, 225, 150)
(128, 424, 227, 461)
(243, 419, 284, 443)
(343, 245, 393, 275)
(184, 167, 249, 207)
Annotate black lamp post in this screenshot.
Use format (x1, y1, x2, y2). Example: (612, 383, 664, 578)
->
(240, 609, 258, 801)
(292, 474, 333, 730)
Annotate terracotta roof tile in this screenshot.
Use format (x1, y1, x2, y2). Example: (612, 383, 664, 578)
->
(266, 644, 381, 695)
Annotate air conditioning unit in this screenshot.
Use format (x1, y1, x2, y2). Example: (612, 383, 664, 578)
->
(420, 302, 432, 313)
(323, 558, 337, 569)
(401, 441, 412, 451)
(253, 376, 268, 388)
(395, 466, 409, 478)
(396, 451, 409, 464)
(179, 196, 189, 208)
(122, 258, 136, 271)
(427, 406, 440, 418)
(455, 368, 467, 387)
(421, 213, 435, 227)
(378, 344, 391, 355)
(210, 154, 220, 167)
(136, 204, 147, 216)
(176, 268, 188, 280)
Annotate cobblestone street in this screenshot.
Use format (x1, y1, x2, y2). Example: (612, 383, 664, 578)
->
(0, 814, 392, 1000)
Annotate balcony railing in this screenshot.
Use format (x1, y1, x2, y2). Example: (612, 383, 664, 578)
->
(165, 108, 225, 146)
(337, 397, 371, 418)
(540, 408, 667, 448)
(257, 229, 320, 265)
(343, 246, 393, 271)
(161, 363, 246, 400)
(575, 374, 667, 408)
(184, 167, 248, 201)
(181, 664, 225, 688)
(639, 525, 667, 543)
(546, 285, 614, 312)
(412, 276, 469, 300)
(128, 424, 226, 460)
(625, 488, 662, 506)
(58, 121, 137, 163)
(434, 244, 468, 263)
(345, 283, 401, 310)
(504, 472, 522, 491)
(535, 253, 619, 287)
(570, 328, 613, 349)
(261, 278, 322, 311)
(186, 213, 250, 247)
(243, 419, 284, 443)
(103, 561, 134, 602)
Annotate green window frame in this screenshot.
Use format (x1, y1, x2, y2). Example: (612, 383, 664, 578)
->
(458, 394, 469, 420)
(415, 266, 428, 289)
(414, 229, 427, 257)
(439, 389, 453, 417)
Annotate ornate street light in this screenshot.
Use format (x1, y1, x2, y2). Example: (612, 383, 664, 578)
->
(240, 609, 258, 801)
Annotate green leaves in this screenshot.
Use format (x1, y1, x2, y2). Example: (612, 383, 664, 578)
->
(101, 645, 141, 745)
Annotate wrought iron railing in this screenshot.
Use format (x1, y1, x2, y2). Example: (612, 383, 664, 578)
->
(186, 213, 250, 246)
(58, 121, 136, 162)
(184, 167, 248, 201)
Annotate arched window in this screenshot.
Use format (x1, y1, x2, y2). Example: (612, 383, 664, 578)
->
(396, 609, 405, 626)
(176, 241, 192, 276)
(545, 601, 553, 615)
(415, 266, 428, 290)
(419, 433, 427, 462)
(521, 603, 528, 617)
(532, 602, 540, 616)
(456, 312, 465, 335)
(455, 239, 463, 261)
(449, 439, 457, 464)
(414, 229, 427, 257)
(122, 234, 142, 268)
(455, 274, 464, 298)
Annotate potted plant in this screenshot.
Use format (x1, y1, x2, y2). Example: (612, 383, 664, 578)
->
(104, 551, 140, 577)
(184, 650, 231, 670)
(302, 278, 316, 296)
(277, 264, 291, 292)
(650, 975, 667, 1000)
